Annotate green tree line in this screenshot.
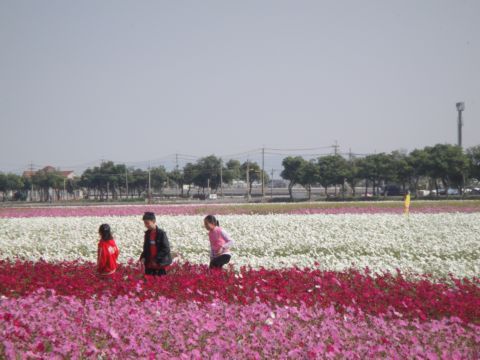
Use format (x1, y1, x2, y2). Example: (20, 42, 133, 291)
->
(0, 144, 479, 201)
(280, 144, 480, 200)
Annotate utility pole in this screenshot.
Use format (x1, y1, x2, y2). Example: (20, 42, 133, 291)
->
(125, 169, 129, 200)
(261, 147, 265, 199)
(333, 140, 339, 155)
(456, 102, 465, 148)
(220, 158, 223, 198)
(148, 167, 151, 204)
(348, 148, 353, 161)
(246, 159, 250, 201)
(63, 178, 66, 202)
(29, 162, 34, 201)
(270, 168, 274, 199)
(175, 153, 179, 170)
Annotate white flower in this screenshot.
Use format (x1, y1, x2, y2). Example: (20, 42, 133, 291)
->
(0, 213, 478, 278)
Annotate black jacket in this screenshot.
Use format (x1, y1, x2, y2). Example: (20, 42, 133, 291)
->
(140, 227, 172, 266)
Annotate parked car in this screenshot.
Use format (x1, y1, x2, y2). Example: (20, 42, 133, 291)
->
(381, 185, 404, 196)
(465, 188, 480, 195)
(447, 188, 460, 196)
(431, 189, 446, 195)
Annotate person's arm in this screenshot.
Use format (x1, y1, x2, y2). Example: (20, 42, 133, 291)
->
(97, 244, 101, 268)
(139, 234, 146, 262)
(157, 230, 172, 266)
(220, 229, 234, 248)
(97, 243, 106, 272)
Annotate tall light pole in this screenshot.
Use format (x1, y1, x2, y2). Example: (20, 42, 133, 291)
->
(456, 102, 465, 148)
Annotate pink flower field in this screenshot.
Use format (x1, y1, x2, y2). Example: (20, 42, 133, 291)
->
(1, 262, 479, 358)
(2, 290, 479, 359)
(1, 201, 479, 218)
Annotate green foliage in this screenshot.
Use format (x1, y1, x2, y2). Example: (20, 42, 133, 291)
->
(318, 155, 349, 189)
(421, 145, 469, 192)
(279, 143, 475, 198)
(225, 160, 242, 182)
(298, 160, 318, 199)
(150, 166, 168, 191)
(0, 173, 24, 200)
(240, 161, 269, 195)
(190, 155, 222, 191)
(281, 156, 307, 200)
(466, 146, 480, 181)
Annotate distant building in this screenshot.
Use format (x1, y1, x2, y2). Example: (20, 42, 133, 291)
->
(23, 166, 75, 180)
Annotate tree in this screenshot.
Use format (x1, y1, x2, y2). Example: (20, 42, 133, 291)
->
(80, 161, 131, 200)
(358, 153, 394, 196)
(0, 173, 24, 201)
(240, 161, 269, 197)
(466, 146, 480, 182)
(168, 169, 185, 196)
(130, 169, 148, 198)
(317, 155, 349, 197)
(192, 155, 223, 192)
(281, 157, 306, 200)
(298, 160, 318, 200)
(32, 170, 64, 202)
(426, 144, 469, 195)
(408, 148, 430, 196)
(345, 157, 362, 197)
(390, 150, 414, 192)
(150, 166, 168, 194)
(225, 160, 242, 184)
(183, 162, 198, 197)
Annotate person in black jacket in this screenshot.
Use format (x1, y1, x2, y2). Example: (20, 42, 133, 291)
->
(139, 212, 172, 276)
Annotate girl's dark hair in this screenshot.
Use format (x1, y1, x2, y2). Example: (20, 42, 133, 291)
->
(204, 215, 219, 226)
(98, 224, 113, 241)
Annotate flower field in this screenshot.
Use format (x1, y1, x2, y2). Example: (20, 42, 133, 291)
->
(1, 200, 480, 218)
(1, 213, 479, 277)
(1, 203, 479, 358)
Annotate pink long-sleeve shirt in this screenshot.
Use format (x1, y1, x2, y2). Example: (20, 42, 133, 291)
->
(208, 227, 234, 259)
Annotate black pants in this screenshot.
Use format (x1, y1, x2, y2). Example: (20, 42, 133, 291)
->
(145, 268, 167, 276)
(209, 254, 231, 269)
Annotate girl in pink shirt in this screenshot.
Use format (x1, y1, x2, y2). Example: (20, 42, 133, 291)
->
(204, 215, 234, 269)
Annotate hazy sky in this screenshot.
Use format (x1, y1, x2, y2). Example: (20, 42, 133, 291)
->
(0, 0, 479, 173)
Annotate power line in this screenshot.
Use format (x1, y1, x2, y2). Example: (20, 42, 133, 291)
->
(266, 146, 333, 151)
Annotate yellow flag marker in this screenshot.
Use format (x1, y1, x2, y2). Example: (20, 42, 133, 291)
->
(403, 191, 411, 215)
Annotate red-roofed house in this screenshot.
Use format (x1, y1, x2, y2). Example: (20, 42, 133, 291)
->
(23, 166, 75, 180)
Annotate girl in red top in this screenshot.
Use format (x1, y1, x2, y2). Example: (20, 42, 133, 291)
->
(97, 224, 119, 276)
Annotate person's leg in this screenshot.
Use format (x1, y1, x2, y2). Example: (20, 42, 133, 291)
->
(219, 254, 231, 267)
(147, 268, 167, 276)
(209, 259, 219, 269)
(210, 254, 231, 269)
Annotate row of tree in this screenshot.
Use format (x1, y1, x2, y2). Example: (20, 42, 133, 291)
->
(77, 157, 269, 200)
(1, 144, 479, 201)
(0, 156, 270, 201)
(280, 144, 480, 199)
(0, 168, 75, 202)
